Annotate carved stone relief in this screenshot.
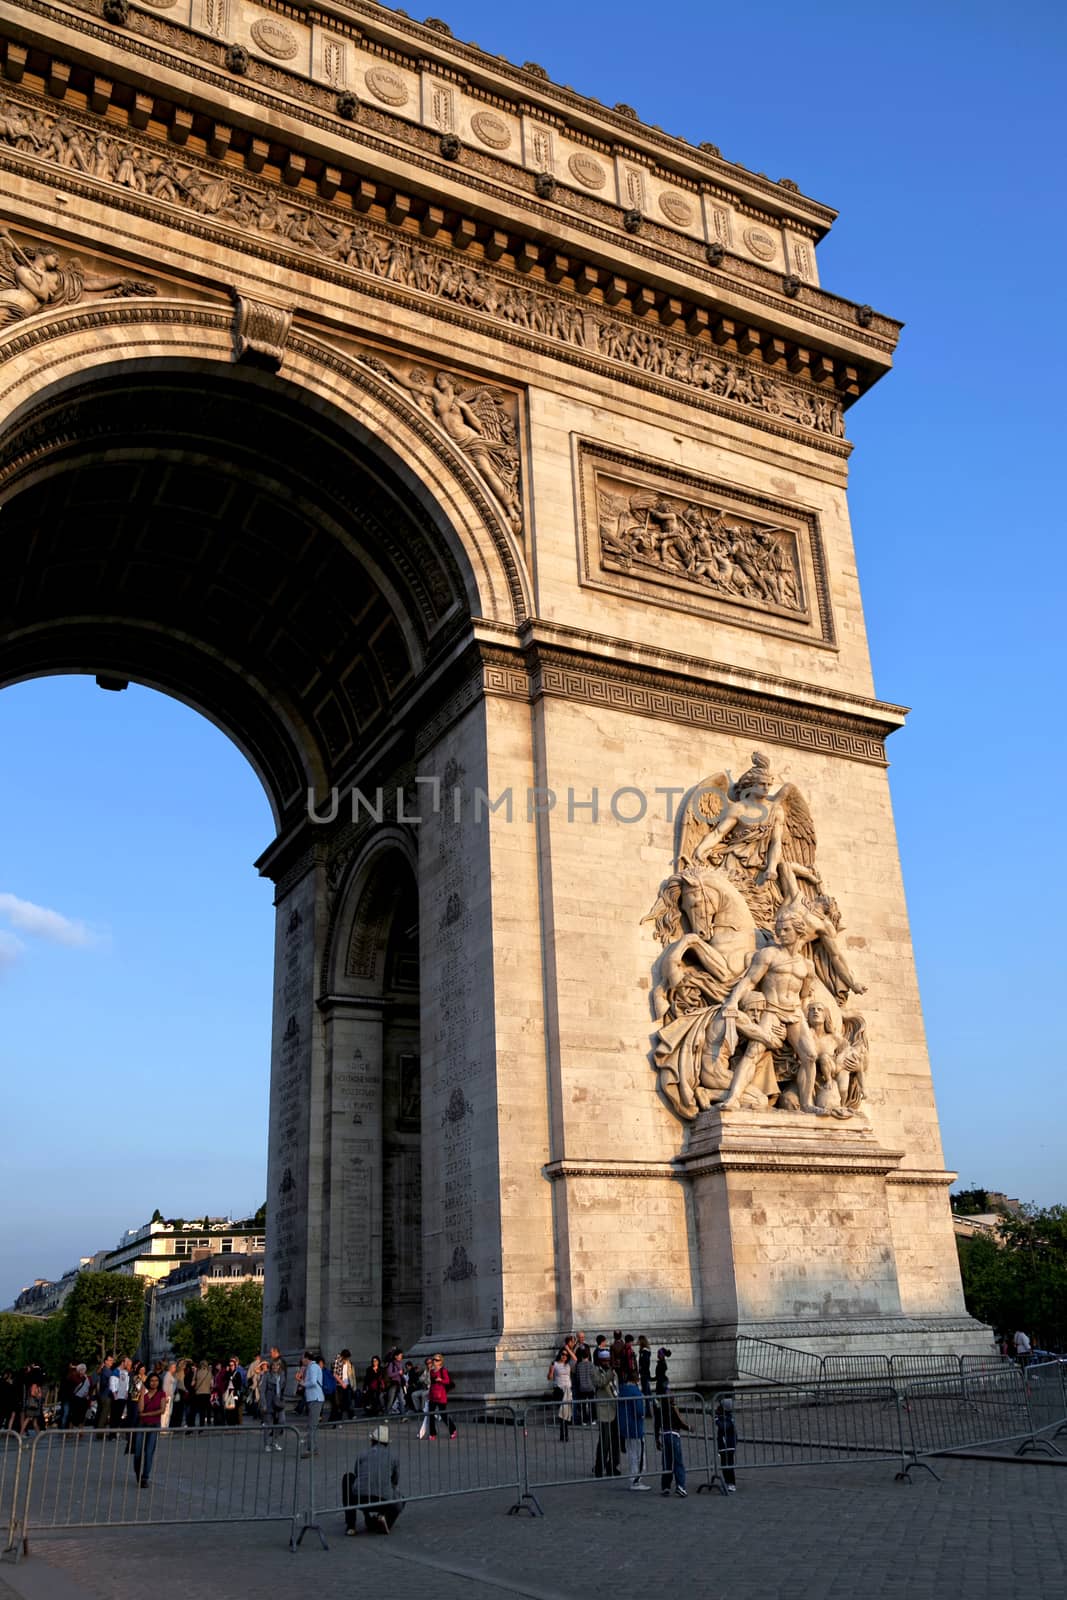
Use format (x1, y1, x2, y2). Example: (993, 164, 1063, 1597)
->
(352, 346, 523, 537)
(568, 152, 607, 190)
(470, 111, 511, 151)
(320, 37, 346, 88)
(647, 753, 869, 1123)
(597, 481, 804, 616)
(576, 445, 834, 645)
(659, 192, 694, 228)
(743, 226, 778, 262)
(0, 89, 845, 443)
(0, 226, 156, 325)
(249, 20, 300, 61)
(233, 292, 292, 368)
(365, 67, 409, 107)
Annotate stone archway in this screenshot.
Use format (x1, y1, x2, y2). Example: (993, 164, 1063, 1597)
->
(0, 333, 526, 1371)
(320, 833, 422, 1360)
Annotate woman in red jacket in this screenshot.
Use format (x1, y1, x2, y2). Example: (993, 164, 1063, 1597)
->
(426, 1354, 457, 1440)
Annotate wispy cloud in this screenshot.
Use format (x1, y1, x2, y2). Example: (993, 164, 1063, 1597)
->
(0, 928, 23, 969)
(0, 892, 98, 951)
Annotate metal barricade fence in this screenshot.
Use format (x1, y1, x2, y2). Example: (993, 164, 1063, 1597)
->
(1, 1430, 25, 1557)
(735, 1336, 824, 1386)
(960, 1353, 1013, 1377)
(299, 1405, 523, 1546)
(901, 1368, 1035, 1463)
(20, 1424, 304, 1551)
(518, 1392, 716, 1507)
(1022, 1361, 1067, 1454)
(886, 1353, 962, 1383)
(712, 1382, 910, 1477)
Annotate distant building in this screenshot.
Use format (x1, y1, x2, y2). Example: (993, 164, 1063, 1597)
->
(101, 1218, 266, 1284)
(952, 1214, 1003, 1242)
(148, 1253, 264, 1363)
(5, 1216, 265, 1315)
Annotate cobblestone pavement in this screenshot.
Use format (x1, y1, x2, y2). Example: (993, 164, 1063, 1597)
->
(2, 1456, 1065, 1600)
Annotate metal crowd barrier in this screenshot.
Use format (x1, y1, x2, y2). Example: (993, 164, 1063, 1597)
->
(1, 1429, 26, 1557)
(887, 1353, 965, 1382)
(5, 1362, 1067, 1557)
(516, 1392, 720, 1511)
(19, 1424, 304, 1553)
(297, 1405, 524, 1547)
(1022, 1360, 1067, 1454)
(735, 1336, 823, 1386)
(901, 1367, 1037, 1466)
(713, 1383, 911, 1477)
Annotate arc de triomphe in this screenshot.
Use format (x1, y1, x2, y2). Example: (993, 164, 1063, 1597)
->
(0, 0, 989, 1387)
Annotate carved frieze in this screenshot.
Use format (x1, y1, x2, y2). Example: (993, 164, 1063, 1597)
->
(576, 444, 834, 646)
(0, 225, 156, 325)
(0, 86, 845, 445)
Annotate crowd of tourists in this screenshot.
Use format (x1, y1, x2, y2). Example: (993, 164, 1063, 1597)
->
(0, 1344, 460, 1448)
(543, 1328, 736, 1497)
(2, 1330, 739, 1525)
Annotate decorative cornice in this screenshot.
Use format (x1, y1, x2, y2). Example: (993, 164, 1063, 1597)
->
(680, 1152, 905, 1179)
(543, 1159, 680, 1182)
(0, 16, 897, 392)
(885, 1169, 958, 1188)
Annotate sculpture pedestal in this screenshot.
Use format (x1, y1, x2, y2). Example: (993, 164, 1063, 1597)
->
(678, 1108, 978, 1380)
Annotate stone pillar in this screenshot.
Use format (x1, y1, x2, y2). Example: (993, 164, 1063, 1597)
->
(261, 855, 327, 1358)
(317, 996, 385, 1360)
(678, 1109, 917, 1376)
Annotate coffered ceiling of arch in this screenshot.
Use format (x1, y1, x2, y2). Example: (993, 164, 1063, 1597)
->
(0, 370, 472, 822)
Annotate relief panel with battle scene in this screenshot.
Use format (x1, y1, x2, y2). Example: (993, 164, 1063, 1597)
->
(575, 442, 835, 647)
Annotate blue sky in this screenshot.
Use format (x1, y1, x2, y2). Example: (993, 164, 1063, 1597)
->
(2, 0, 1065, 1304)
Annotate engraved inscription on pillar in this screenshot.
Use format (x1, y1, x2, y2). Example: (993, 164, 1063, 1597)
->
(267, 892, 315, 1347)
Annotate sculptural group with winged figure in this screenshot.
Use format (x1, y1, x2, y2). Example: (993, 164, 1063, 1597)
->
(645, 752, 869, 1123)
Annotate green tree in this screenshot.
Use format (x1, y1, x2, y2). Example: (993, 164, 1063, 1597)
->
(170, 1281, 263, 1364)
(957, 1205, 1067, 1348)
(60, 1272, 147, 1365)
(951, 1187, 990, 1215)
(0, 1311, 65, 1377)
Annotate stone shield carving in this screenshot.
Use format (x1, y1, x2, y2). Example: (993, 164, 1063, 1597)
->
(365, 67, 409, 107)
(470, 111, 512, 151)
(659, 192, 695, 227)
(249, 20, 300, 60)
(568, 152, 607, 189)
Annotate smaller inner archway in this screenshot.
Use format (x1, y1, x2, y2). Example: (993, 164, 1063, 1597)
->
(319, 840, 422, 1361)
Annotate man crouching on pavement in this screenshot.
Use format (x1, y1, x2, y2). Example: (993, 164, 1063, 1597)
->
(343, 1424, 404, 1535)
